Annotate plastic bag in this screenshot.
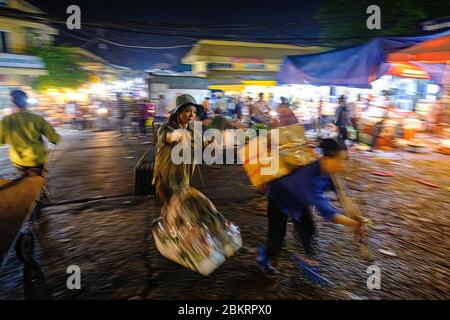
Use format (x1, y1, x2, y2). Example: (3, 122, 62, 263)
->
(152, 187, 242, 276)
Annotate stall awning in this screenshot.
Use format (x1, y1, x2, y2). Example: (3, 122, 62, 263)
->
(387, 34, 450, 63)
(278, 31, 450, 88)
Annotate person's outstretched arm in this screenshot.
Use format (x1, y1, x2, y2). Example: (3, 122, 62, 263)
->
(40, 117, 61, 145)
(305, 187, 360, 232)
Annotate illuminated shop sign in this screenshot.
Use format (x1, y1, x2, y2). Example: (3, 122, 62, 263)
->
(207, 62, 267, 71)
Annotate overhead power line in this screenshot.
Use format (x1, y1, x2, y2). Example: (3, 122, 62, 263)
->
(98, 38, 192, 49)
(0, 7, 432, 46)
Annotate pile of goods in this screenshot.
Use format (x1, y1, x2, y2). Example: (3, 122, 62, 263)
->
(240, 124, 317, 189)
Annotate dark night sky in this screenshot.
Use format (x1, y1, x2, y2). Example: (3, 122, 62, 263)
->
(28, 0, 322, 70)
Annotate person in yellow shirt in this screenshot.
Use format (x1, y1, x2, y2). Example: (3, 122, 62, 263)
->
(0, 90, 60, 175)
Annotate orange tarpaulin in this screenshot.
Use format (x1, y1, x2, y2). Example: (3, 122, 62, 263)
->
(387, 34, 450, 63)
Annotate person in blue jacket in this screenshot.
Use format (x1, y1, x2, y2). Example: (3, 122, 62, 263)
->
(335, 95, 351, 144)
(257, 139, 363, 275)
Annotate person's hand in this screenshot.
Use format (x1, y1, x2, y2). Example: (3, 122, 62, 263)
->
(256, 184, 268, 195)
(167, 130, 184, 143)
(173, 129, 186, 142)
(353, 219, 367, 244)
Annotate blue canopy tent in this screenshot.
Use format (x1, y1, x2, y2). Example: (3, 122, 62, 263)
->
(278, 31, 450, 88)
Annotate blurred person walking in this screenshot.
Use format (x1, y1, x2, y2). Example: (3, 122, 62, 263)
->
(214, 94, 228, 114)
(275, 97, 298, 127)
(253, 92, 269, 115)
(202, 97, 211, 112)
(234, 97, 243, 121)
(315, 98, 324, 133)
(137, 99, 150, 136)
(129, 98, 141, 136)
(155, 95, 168, 123)
(152, 95, 169, 142)
(199, 97, 211, 121)
(65, 100, 80, 130)
(334, 95, 351, 144)
(247, 97, 255, 117)
(116, 93, 129, 134)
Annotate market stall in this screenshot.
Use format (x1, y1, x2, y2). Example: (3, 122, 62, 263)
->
(277, 31, 450, 149)
(385, 33, 450, 152)
(387, 33, 450, 127)
(278, 31, 450, 89)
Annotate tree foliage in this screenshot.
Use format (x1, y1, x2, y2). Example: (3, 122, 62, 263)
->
(315, 0, 428, 47)
(28, 45, 90, 92)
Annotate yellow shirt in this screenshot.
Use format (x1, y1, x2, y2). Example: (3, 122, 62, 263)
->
(0, 109, 60, 167)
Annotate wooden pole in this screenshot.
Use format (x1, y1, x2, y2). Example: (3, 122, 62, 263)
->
(331, 174, 373, 261)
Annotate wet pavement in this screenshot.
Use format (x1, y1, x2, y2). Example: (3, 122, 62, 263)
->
(0, 128, 449, 300)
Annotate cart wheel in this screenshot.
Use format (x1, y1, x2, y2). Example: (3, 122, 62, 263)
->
(15, 232, 35, 263)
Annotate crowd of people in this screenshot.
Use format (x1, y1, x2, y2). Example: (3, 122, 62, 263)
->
(1, 88, 445, 282)
(196, 92, 300, 131)
(57, 89, 445, 152)
(61, 94, 160, 137)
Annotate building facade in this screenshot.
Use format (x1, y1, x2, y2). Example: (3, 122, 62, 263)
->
(181, 40, 324, 92)
(0, 0, 57, 113)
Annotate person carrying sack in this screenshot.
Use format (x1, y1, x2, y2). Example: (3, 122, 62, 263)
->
(152, 94, 241, 275)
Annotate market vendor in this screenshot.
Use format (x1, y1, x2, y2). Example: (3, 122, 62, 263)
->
(257, 139, 364, 275)
(152, 94, 241, 275)
(274, 97, 298, 128)
(372, 104, 396, 148)
(153, 94, 204, 202)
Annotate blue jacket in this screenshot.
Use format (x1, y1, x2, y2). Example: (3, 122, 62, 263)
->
(267, 161, 340, 222)
(335, 105, 349, 127)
